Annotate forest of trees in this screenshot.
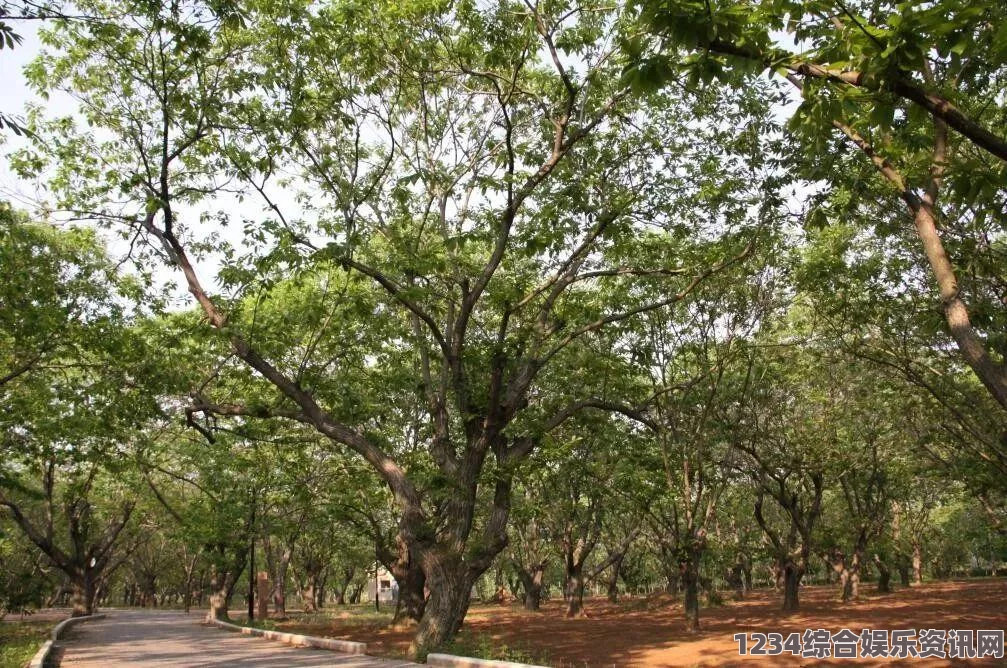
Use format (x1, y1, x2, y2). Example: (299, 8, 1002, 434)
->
(1, 0, 1006, 660)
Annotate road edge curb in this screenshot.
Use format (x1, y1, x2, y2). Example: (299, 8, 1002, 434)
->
(427, 653, 549, 668)
(29, 613, 107, 668)
(207, 618, 367, 655)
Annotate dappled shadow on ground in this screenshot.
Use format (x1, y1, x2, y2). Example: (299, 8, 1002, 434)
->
(269, 579, 1007, 667)
(57, 610, 414, 667)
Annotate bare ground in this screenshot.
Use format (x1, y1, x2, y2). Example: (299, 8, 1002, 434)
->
(266, 579, 1007, 667)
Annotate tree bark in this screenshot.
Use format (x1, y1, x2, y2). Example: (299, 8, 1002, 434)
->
(206, 565, 236, 621)
(270, 545, 293, 617)
(314, 574, 326, 610)
(606, 553, 624, 603)
(874, 555, 891, 593)
(335, 567, 355, 606)
(390, 552, 427, 624)
(564, 564, 587, 618)
(845, 550, 863, 602)
(409, 555, 472, 659)
(70, 571, 97, 617)
(182, 554, 199, 614)
(681, 556, 700, 632)
(516, 562, 545, 611)
(299, 580, 316, 613)
(912, 542, 923, 585)
(782, 563, 802, 612)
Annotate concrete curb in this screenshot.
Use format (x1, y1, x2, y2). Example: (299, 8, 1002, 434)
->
(427, 654, 548, 668)
(207, 618, 367, 655)
(28, 613, 107, 668)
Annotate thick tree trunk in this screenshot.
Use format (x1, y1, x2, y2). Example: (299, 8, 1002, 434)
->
(517, 563, 545, 611)
(782, 563, 802, 612)
(206, 567, 233, 621)
(70, 571, 97, 617)
(409, 557, 471, 659)
(205, 544, 246, 622)
(564, 565, 587, 618)
(391, 556, 426, 624)
(349, 582, 364, 604)
(299, 581, 316, 613)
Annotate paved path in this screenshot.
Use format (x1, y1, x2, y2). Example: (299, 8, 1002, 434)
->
(57, 610, 418, 667)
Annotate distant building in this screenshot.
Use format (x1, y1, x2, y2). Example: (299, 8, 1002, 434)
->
(368, 564, 398, 603)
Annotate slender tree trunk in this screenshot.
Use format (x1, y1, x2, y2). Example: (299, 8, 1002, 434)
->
(335, 567, 355, 606)
(912, 542, 923, 585)
(682, 557, 700, 632)
(606, 554, 624, 603)
(663, 564, 679, 595)
(314, 573, 326, 610)
(195, 569, 206, 606)
(729, 551, 751, 598)
(183, 556, 198, 614)
(271, 553, 291, 617)
(875, 556, 891, 593)
(896, 552, 911, 587)
(782, 562, 802, 612)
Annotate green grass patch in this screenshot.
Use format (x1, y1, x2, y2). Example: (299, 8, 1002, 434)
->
(242, 618, 279, 631)
(441, 630, 549, 666)
(0, 619, 51, 668)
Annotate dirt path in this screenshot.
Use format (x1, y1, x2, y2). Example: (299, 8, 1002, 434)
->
(57, 610, 418, 667)
(267, 579, 1007, 667)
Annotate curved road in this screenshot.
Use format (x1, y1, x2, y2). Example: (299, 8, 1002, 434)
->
(57, 610, 417, 667)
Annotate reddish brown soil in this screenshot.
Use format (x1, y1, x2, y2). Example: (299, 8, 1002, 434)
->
(272, 579, 1007, 667)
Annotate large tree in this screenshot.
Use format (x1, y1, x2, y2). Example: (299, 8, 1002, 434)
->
(17, 0, 780, 653)
(0, 209, 156, 616)
(631, 0, 1007, 412)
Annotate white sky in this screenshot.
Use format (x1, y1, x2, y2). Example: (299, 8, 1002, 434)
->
(0, 23, 45, 204)
(1, 17, 811, 312)
(1, 22, 258, 305)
